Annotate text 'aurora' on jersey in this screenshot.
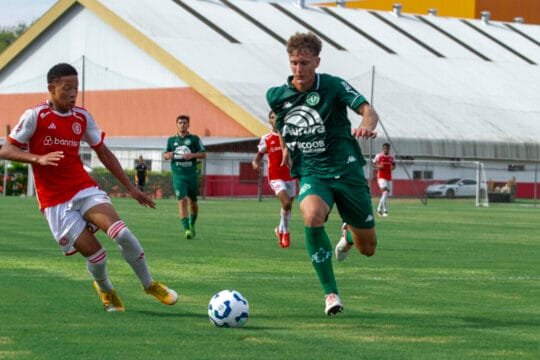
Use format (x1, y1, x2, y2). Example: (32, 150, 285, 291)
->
(282, 105, 326, 154)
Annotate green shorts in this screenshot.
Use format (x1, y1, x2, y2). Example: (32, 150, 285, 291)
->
(298, 171, 374, 229)
(172, 173, 199, 201)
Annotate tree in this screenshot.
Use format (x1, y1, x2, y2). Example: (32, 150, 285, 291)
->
(0, 23, 29, 54)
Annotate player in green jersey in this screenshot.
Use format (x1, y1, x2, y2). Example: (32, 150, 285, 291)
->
(164, 115, 206, 239)
(266, 32, 380, 316)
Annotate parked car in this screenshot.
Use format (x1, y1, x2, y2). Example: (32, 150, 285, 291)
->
(425, 178, 477, 198)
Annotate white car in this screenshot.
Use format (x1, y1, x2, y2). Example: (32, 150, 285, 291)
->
(425, 178, 477, 198)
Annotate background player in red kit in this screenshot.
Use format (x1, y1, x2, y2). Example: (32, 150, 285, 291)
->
(372, 143, 395, 216)
(252, 111, 296, 248)
(0, 63, 177, 312)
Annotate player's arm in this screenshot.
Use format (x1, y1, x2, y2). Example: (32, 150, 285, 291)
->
(94, 143, 156, 208)
(252, 152, 264, 172)
(352, 103, 379, 139)
(183, 151, 206, 160)
(0, 140, 64, 166)
(278, 133, 290, 168)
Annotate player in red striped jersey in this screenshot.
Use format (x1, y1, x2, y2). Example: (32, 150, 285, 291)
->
(252, 111, 296, 248)
(372, 143, 395, 217)
(0, 63, 177, 312)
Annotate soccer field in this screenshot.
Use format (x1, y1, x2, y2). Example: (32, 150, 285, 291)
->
(1, 197, 539, 359)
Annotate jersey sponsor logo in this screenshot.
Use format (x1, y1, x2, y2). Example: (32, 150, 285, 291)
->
(48, 123, 56, 130)
(282, 106, 324, 137)
(305, 92, 320, 106)
(40, 111, 51, 119)
(311, 247, 332, 263)
(72, 122, 82, 135)
(283, 101, 293, 109)
(43, 136, 80, 147)
(283, 106, 327, 154)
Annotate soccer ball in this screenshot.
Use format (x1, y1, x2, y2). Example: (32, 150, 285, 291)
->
(208, 290, 249, 328)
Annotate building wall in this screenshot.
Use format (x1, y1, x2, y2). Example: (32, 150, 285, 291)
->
(0, 87, 254, 138)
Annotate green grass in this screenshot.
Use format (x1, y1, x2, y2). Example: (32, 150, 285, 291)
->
(0, 197, 539, 359)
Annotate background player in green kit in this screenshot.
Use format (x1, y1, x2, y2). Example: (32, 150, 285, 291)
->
(266, 32, 380, 316)
(164, 115, 206, 239)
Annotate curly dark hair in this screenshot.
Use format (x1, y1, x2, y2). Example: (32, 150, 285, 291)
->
(286, 32, 322, 56)
(47, 63, 77, 84)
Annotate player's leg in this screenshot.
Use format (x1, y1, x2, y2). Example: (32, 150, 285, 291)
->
(44, 200, 123, 311)
(299, 176, 342, 315)
(335, 174, 378, 258)
(83, 201, 177, 305)
(376, 178, 385, 215)
(74, 229, 125, 312)
(277, 190, 292, 248)
(187, 176, 199, 237)
(173, 175, 191, 237)
(178, 197, 192, 238)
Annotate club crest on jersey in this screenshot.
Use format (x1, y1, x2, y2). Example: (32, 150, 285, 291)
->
(305, 92, 320, 106)
(72, 122, 82, 135)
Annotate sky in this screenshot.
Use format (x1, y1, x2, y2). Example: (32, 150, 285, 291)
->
(0, 0, 56, 28)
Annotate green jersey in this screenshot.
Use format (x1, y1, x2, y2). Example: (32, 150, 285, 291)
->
(166, 133, 205, 177)
(266, 73, 368, 178)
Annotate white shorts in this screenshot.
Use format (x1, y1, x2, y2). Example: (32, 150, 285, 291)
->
(43, 187, 112, 256)
(377, 178, 392, 192)
(269, 179, 296, 198)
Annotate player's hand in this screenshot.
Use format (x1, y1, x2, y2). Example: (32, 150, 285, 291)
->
(183, 153, 194, 160)
(353, 128, 377, 139)
(164, 152, 173, 160)
(130, 188, 156, 209)
(37, 151, 64, 166)
(252, 161, 260, 172)
(280, 149, 291, 167)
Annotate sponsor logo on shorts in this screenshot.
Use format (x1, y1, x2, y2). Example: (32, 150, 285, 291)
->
(59, 237, 69, 246)
(347, 155, 357, 164)
(299, 183, 311, 195)
(365, 215, 374, 222)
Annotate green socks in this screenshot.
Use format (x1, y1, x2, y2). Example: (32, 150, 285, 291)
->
(304, 226, 338, 295)
(181, 217, 190, 230)
(346, 229, 354, 245)
(189, 214, 197, 228)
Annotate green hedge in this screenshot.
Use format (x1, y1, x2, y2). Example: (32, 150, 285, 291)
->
(91, 168, 175, 199)
(0, 161, 28, 196)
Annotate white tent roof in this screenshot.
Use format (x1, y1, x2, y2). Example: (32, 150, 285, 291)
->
(1, 0, 539, 160)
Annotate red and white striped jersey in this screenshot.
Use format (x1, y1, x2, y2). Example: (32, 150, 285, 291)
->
(257, 132, 292, 181)
(373, 152, 395, 180)
(8, 102, 105, 210)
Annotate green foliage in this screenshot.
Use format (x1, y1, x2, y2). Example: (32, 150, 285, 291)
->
(1, 161, 28, 195)
(0, 23, 28, 54)
(0, 198, 539, 359)
(91, 168, 175, 198)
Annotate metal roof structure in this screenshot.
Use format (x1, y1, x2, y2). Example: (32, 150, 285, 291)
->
(0, 0, 539, 160)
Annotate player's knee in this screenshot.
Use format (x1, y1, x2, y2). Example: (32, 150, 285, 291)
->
(301, 212, 325, 227)
(282, 199, 292, 210)
(360, 246, 376, 257)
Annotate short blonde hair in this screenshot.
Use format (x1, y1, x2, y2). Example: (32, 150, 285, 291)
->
(286, 32, 322, 56)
